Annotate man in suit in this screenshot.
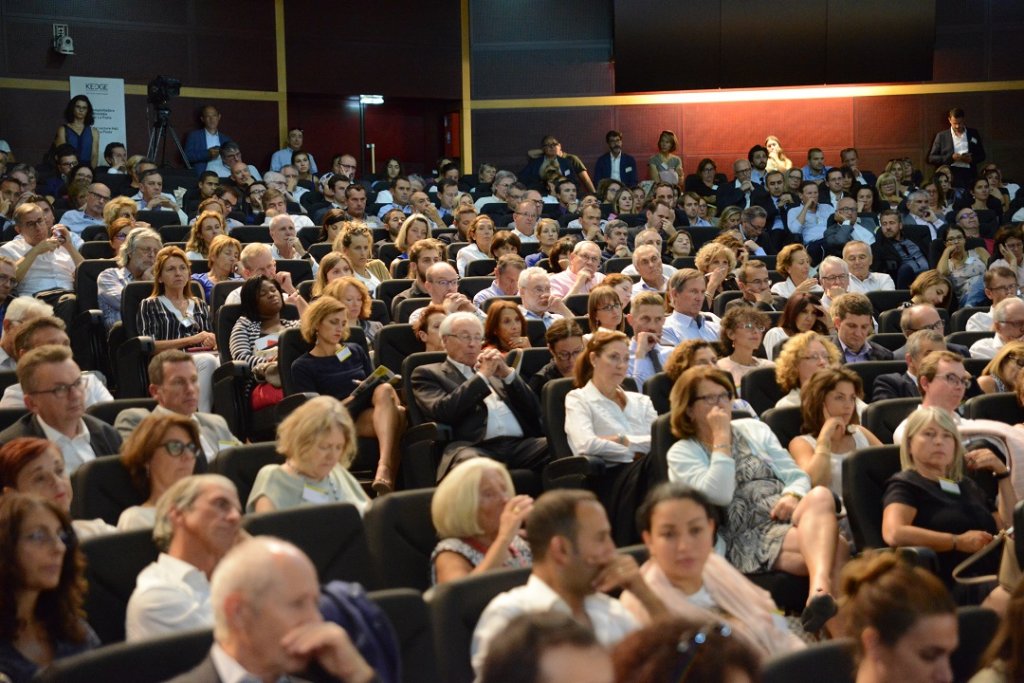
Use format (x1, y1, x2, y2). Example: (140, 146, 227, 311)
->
(715, 159, 757, 210)
(873, 329, 945, 401)
(0, 345, 121, 473)
(839, 148, 876, 188)
(725, 260, 785, 312)
(126, 474, 243, 643)
(752, 170, 797, 252)
(169, 535, 375, 683)
(891, 304, 972, 359)
(592, 130, 637, 187)
(411, 311, 550, 480)
(829, 293, 893, 363)
(927, 107, 986, 190)
(115, 351, 241, 460)
(183, 105, 232, 175)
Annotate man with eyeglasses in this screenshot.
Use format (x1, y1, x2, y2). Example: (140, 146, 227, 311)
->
(97, 226, 163, 331)
(411, 311, 550, 480)
(330, 153, 359, 184)
(970, 296, 1024, 359)
(528, 319, 585, 399)
(0, 203, 82, 299)
(41, 145, 78, 197)
(890, 304, 971, 361)
(966, 267, 1019, 332)
(903, 190, 945, 240)
(57, 182, 111, 234)
(891, 351, 978, 443)
(408, 262, 481, 327)
(518, 267, 573, 328)
(473, 254, 525, 309)
(716, 160, 757, 211)
(114, 350, 241, 460)
(0, 344, 121, 473)
(843, 241, 894, 293)
(818, 168, 846, 207)
(0, 316, 112, 410)
(727, 260, 784, 312)
(126, 474, 244, 642)
(824, 198, 875, 259)
(874, 329, 948, 401)
(475, 170, 517, 211)
(550, 241, 605, 298)
(521, 135, 595, 195)
(829, 292, 892, 364)
(817, 256, 860, 313)
(206, 142, 262, 183)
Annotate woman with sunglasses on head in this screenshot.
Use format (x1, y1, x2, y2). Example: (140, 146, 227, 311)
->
(621, 483, 805, 664)
(667, 365, 848, 634)
(937, 225, 988, 307)
(116, 413, 202, 531)
(0, 493, 99, 683)
(716, 306, 773, 396)
(978, 341, 1024, 394)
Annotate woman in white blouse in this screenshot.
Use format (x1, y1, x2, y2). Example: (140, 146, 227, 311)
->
(771, 243, 823, 299)
(565, 330, 658, 503)
(456, 215, 495, 276)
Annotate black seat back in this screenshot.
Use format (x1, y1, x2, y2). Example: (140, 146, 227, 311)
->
(401, 352, 449, 426)
(963, 391, 1024, 425)
(761, 406, 804, 447)
(363, 489, 436, 591)
(862, 397, 921, 443)
(368, 589, 439, 683)
(70, 455, 146, 525)
(80, 529, 159, 643)
(842, 445, 901, 550)
(644, 372, 673, 414)
(740, 366, 784, 416)
(76, 259, 117, 312)
(375, 323, 423, 373)
(541, 377, 576, 460)
(761, 639, 856, 683)
(847, 360, 907, 398)
(209, 442, 282, 505)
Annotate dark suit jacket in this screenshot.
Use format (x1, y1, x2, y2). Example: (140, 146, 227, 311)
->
(927, 127, 986, 171)
(593, 152, 638, 186)
(872, 372, 920, 401)
(411, 359, 544, 447)
(183, 130, 232, 174)
(870, 226, 931, 281)
(0, 413, 121, 456)
(715, 182, 755, 211)
(892, 342, 971, 360)
(167, 652, 313, 683)
(830, 334, 894, 362)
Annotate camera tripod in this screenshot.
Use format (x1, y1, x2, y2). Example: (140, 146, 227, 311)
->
(146, 105, 190, 169)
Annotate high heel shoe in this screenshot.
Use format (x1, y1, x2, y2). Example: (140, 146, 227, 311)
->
(371, 478, 394, 496)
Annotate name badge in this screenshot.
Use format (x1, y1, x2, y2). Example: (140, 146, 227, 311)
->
(939, 478, 961, 496)
(302, 486, 331, 504)
(624, 166, 633, 173)
(335, 346, 352, 363)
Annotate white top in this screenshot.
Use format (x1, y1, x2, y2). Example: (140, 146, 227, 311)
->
(969, 334, 1003, 360)
(762, 327, 790, 360)
(770, 277, 824, 298)
(0, 236, 76, 295)
(621, 263, 676, 280)
(795, 429, 870, 500)
(565, 382, 658, 464)
(125, 553, 213, 642)
(966, 310, 993, 332)
(117, 505, 156, 531)
(261, 214, 315, 229)
(848, 272, 895, 293)
(717, 357, 774, 397)
(37, 416, 96, 474)
(456, 243, 490, 277)
(472, 573, 639, 676)
(0, 371, 112, 409)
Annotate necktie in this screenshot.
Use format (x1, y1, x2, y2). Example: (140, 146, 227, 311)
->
(647, 348, 663, 373)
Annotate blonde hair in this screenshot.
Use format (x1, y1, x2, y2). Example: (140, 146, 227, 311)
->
(206, 234, 241, 266)
(395, 214, 432, 252)
(300, 296, 349, 344)
(276, 395, 357, 469)
(186, 211, 226, 257)
(431, 458, 515, 538)
(899, 407, 965, 482)
(774, 331, 840, 393)
(322, 276, 372, 320)
(694, 242, 737, 274)
(775, 243, 807, 278)
(103, 196, 137, 226)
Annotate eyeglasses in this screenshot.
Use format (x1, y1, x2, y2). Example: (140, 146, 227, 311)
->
(542, 141, 560, 148)
(553, 348, 584, 362)
(990, 284, 1020, 296)
(959, 211, 977, 218)
(29, 375, 85, 398)
(800, 353, 830, 362)
(88, 191, 111, 202)
(693, 392, 731, 406)
(820, 274, 848, 283)
(910, 319, 944, 332)
(836, 206, 857, 213)
(670, 623, 733, 681)
(997, 319, 1024, 330)
(736, 323, 765, 332)
(430, 278, 459, 288)
(937, 373, 972, 388)
(161, 440, 200, 458)
(21, 528, 71, 548)
(527, 286, 550, 295)
(745, 278, 771, 287)
(445, 333, 484, 344)
(597, 302, 622, 312)
(0, 275, 17, 286)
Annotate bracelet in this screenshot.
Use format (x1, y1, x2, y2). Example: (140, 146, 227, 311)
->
(782, 492, 803, 501)
(951, 533, 957, 552)
(994, 470, 1011, 480)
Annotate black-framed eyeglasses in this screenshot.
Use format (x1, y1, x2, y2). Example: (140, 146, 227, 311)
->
(669, 623, 733, 681)
(161, 440, 200, 458)
(597, 302, 622, 312)
(909, 319, 944, 332)
(28, 375, 85, 398)
(553, 348, 584, 362)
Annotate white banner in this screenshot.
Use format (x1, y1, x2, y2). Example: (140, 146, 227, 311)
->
(69, 76, 127, 161)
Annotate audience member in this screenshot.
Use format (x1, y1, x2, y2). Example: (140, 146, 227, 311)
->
(97, 226, 162, 330)
(662, 269, 721, 345)
(528, 318, 585, 398)
(472, 254, 525, 309)
(873, 329, 946, 401)
(184, 105, 232, 174)
(830, 293, 893, 363)
(843, 240, 895, 293)
(480, 613, 613, 683)
(970, 296, 1024, 359)
(715, 306, 774, 394)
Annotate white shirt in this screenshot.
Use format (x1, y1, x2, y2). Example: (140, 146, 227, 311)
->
(969, 333, 1004, 359)
(0, 236, 77, 295)
(566, 382, 657, 463)
(261, 214, 314, 229)
(762, 327, 790, 360)
(511, 229, 539, 243)
(662, 310, 721, 346)
(448, 358, 524, 440)
(116, 505, 156, 531)
(770, 277, 824, 298)
(951, 128, 970, 168)
(209, 642, 263, 683)
(609, 154, 622, 181)
(472, 574, 639, 676)
(125, 553, 213, 642)
(270, 244, 319, 278)
(848, 272, 895, 293)
(622, 263, 676, 280)
(37, 416, 96, 474)
(0, 371, 112, 409)
(966, 310, 993, 332)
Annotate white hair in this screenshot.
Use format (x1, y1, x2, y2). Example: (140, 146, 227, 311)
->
(518, 266, 549, 290)
(5, 298, 53, 326)
(819, 255, 849, 275)
(439, 311, 482, 337)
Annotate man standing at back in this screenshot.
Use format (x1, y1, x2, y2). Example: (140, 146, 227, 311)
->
(928, 107, 986, 189)
(184, 105, 231, 175)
